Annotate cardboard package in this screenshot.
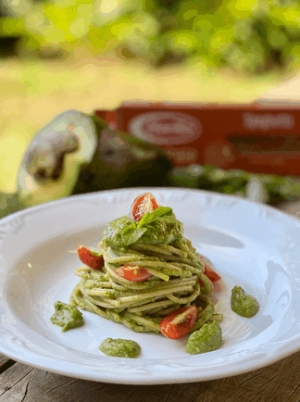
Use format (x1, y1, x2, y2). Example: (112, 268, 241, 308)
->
(96, 102, 300, 175)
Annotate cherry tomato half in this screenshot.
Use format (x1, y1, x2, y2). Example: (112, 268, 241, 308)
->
(77, 245, 104, 270)
(115, 264, 153, 282)
(160, 305, 198, 340)
(131, 192, 159, 221)
(199, 255, 221, 292)
(199, 255, 221, 282)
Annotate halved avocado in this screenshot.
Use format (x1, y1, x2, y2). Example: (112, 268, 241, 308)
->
(17, 110, 106, 207)
(16, 109, 173, 209)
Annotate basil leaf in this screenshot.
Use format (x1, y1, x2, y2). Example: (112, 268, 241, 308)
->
(122, 226, 147, 246)
(138, 206, 172, 228)
(149, 206, 172, 219)
(160, 215, 176, 224)
(122, 222, 137, 234)
(120, 206, 173, 246)
(137, 212, 152, 227)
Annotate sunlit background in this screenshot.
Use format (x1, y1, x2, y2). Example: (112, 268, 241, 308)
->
(1, 0, 299, 192)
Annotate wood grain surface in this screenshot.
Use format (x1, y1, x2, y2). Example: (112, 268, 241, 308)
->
(1, 201, 300, 402)
(1, 350, 300, 402)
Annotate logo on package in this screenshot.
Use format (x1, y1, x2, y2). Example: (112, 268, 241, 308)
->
(128, 112, 202, 146)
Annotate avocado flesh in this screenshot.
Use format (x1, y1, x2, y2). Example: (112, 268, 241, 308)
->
(17, 154, 82, 206)
(17, 110, 102, 207)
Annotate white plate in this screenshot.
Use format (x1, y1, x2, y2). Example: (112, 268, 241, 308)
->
(1, 188, 300, 384)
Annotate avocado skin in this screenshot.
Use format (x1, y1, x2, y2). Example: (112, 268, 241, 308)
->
(72, 114, 173, 194)
(0, 191, 25, 219)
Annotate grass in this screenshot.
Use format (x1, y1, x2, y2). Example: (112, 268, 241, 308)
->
(0, 55, 288, 193)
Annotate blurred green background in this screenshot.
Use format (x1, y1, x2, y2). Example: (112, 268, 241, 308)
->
(0, 0, 299, 192)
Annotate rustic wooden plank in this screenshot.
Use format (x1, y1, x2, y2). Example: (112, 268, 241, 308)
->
(0, 355, 9, 367)
(1, 351, 300, 402)
(0, 354, 14, 373)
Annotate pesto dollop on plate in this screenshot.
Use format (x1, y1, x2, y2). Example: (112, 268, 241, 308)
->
(51, 301, 84, 332)
(99, 338, 141, 358)
(231, 286, 259, 318)
(186, 321, 222, 355)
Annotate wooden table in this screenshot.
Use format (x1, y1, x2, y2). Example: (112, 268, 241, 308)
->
(0, 200, 300, 402)
(1, 349, 300, 402)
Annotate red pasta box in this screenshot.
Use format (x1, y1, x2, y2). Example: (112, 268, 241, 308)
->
(95, 102, 300, 176)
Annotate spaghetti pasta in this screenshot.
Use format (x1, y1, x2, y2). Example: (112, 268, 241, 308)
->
(70, 193, 222, 337)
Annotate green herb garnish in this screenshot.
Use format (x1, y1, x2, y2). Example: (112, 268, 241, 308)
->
(138, 206, 172, 227)
(121, 206, 172, 246)
(122, 225, 148, 246)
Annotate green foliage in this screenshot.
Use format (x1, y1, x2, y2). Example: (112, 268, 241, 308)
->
(2, 0, 300, 73)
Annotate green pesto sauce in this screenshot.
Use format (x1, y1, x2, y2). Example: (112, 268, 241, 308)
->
(99, 338, 141, 358)
(231, 286, 259, 318)
(186, 321, 222, 355)
(101, 213, 183, 247)
(50, 301, 84, 332)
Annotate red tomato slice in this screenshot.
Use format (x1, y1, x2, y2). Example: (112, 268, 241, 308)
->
(204, 266, 221, 283)
(199, 255, 221, 282)
(160, 305, 198, 340)
(77, 246, 104, 270)
(115, 264, 153, 282)
(131, 192, 159, 221)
